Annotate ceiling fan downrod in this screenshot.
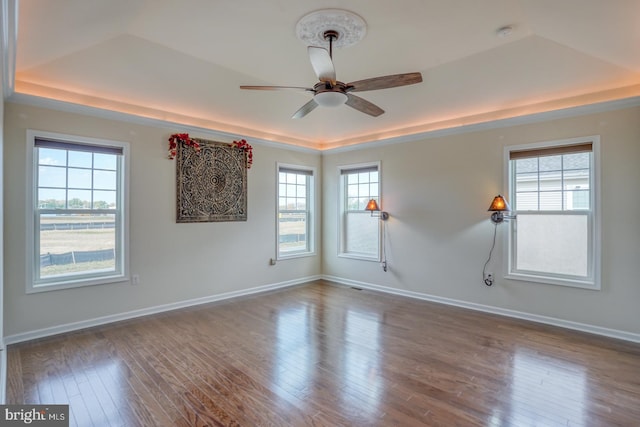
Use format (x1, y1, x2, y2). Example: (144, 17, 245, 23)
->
(323, 30, 339, 59)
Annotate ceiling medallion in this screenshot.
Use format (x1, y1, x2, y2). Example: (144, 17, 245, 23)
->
(295, 9, 367, 49)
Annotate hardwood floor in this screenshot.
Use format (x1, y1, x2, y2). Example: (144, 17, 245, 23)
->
(6, 280, 640, 426)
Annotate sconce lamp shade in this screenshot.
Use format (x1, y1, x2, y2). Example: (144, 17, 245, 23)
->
(365, 199, 380, 212)
(488, 195, 512, 212)
(365, 199, 389, 220)
(488, 195, 514, 224)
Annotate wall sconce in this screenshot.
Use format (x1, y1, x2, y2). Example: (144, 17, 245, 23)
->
(365, 199, 389, 220)
(488, 195, 515, 224)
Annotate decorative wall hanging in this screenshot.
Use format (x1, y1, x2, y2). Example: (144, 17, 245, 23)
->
(173, 135, 249, 222)
(168, 133, 200, 159)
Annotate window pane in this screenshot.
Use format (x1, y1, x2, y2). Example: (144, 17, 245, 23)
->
(565, 190, 589, 210)
(347, 173, 359, 185)
(370, 171, 379, 183)
(279, 212, 307, 253)
(539, 171, 561, 191)
(93, 190, 117, 209)
(515, 214, 588, 277)
(39, 213, 116, 279)
(539, 191, 562, 210)
(94, 170, 117, 190)
(68, 168, 92, 189)
(359, 183, 369, 198)
(347, 184, 358, 198)
(345, 212, 378, 256)
(564, 168, 589, 184)
(296, 185, 306, 198)
(515, 192, 538, 211)
(38, 148, 66, 166)
(563, 153, 589, 169)
(94, 153, 117, 170)
(38, 188, 66, 209)
(347, 197, 360, 210)
(67, 190, 92, 208)
(539, 155, 561, 171)
(515, 158, 537, 173)
(278, 197, 287, 210)
(287, 184, 296, 197)
(68, 151, 92, 168)
(39, 166, 66, 188)
(370, 183, 379, 197)
(515, 172, 538, 192)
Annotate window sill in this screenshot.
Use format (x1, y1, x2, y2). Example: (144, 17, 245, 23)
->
(338, 253, 380, 262)
(28, 273, 129, 294)
(277, 251, 316, 261)
(505, 272, 600, 291)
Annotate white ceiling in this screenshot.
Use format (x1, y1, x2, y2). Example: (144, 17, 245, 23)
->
(12, 0, 640, 150)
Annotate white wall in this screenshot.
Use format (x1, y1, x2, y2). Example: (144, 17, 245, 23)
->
(3, 102, 322, 337)
(322, 106, 640, 335)
(4, 101, 639, 341)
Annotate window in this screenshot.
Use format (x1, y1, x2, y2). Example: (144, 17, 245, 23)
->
(27, 130, 129, 292)
(506, 137, 600, 289)
(277, 164, 314, 258)
(339, 163, 380, 260)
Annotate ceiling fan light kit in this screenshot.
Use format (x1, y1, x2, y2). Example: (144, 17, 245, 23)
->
(314, 91, 347, 107)
(240, 8, 423, 119)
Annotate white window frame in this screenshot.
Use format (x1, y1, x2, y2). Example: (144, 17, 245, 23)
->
(276, 163, 316, 260)
(26, 130, 130, 293)
(504, 136, 601, 290)
(338, 161, 382, 261)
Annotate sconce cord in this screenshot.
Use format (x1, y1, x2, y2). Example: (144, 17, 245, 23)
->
(482, 222, 498, 286)
(382, 219, 388, 272)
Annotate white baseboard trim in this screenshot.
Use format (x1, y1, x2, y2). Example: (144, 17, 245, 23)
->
(4, 276, 320, 346)
(322, 275, 640, 344)
(0, 348, 6, 404)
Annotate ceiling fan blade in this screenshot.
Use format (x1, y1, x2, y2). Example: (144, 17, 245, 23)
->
(240, 85, 314, 91)
(345, 94, 384, 117)
(347, 72, 423, 92)
(308, 47, 336, 83)
(292, 98, 319, 119)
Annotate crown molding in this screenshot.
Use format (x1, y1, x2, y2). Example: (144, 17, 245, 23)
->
(7, 92, 322, 154)
(0, 0, 18, 99)
(323, 95, 640, 154)
(7, 87, 640, 155)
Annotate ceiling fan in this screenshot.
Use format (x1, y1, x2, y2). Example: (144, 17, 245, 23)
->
(240, 30, 423, 119)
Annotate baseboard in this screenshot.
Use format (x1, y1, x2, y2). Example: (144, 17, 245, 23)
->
(4, 275, 320, 346)
(322, 275, 640, 344)
(0, 347, 6, 404)
(7, 273, 638, 346)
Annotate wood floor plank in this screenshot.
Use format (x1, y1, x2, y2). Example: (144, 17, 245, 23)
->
(6, 346, 25, 404)
(7, 280, 640, 426)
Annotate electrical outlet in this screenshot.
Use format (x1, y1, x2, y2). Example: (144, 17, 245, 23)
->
(132, 274, 140, 285)
(484, 272, 493, 285)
